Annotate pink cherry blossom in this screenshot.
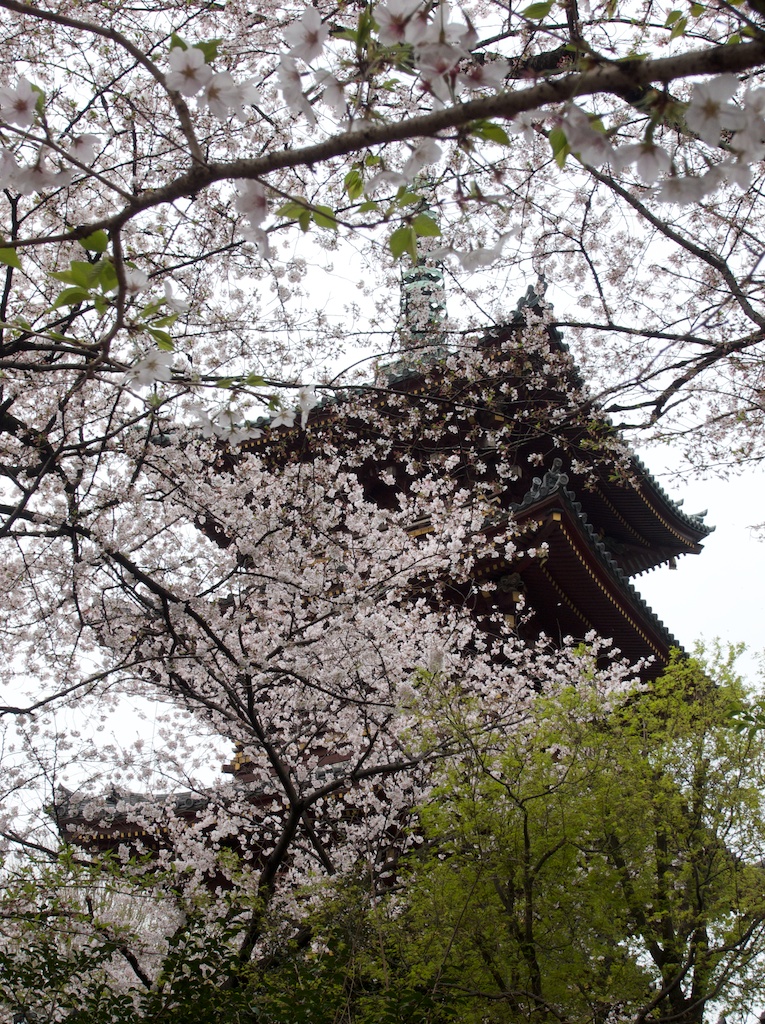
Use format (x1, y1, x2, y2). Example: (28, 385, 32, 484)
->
(375, 0, 429, 46)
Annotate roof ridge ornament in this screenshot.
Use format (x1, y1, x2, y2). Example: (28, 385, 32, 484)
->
(527, 457, 570, 501)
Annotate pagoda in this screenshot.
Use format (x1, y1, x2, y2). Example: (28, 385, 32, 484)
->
(237, 281, 710, 674)
(53, 281, 711, 853)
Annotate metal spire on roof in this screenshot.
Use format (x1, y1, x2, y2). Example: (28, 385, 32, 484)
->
(397, 184, 447, 362)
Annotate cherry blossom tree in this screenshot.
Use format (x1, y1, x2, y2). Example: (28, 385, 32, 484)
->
(1, 0, 765, 1015)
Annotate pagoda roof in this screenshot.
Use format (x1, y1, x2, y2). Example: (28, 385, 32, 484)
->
(231, 286, 710, 664)
(504, 460, 680, 671)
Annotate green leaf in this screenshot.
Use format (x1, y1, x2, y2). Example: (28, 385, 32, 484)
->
(152, 313, 179, 329)
(78, 230, 109, 253)
(216, 378, 234, 389)
(333, 28, 358, 41)
(365, 153, 381, 167)
(389, 225, 417, 260)
(139, 300, 164, 320)
(548, 126, 570, 168)
(245, 373, 266, 387)
(0, 247, 21, 270)
(148, 327, 174, 351)
(412, 213, 441, 238)
(690, 1, 705, 12)
(50, 260, 103, 289)
(669, 15, 687, 37)
(397, 190, 423, 208)
(277, 199, 309, 220)
(470, 120, 511, 145)
(97, 260, 118, 292)
(344, 169, 364, 201)
(51, 286, 91, 309)
(169, 34, 188, 51)
(664, 9, 683, 24)
(357, 5, 375, 49)
(312, 205, 338, 230)
(298, 210, 311, 232)
(523, 0, 553, 18)
(31, 83, 45, 116)
(194, 38, 221, 63)
(359, 200, 378, 213)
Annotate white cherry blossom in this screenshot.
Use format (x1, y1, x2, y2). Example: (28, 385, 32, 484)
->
(375, 0, 429, 46)
(402, 138, 442, 179)
(456, 231, 516, 271)
(163, 280, 189, 313)
(615, 142, 671, 184)
(124, 268, 149, 293)
(315, 70, 345, 117)
(202, 72, 244, 119)
(685, 73, 742, 146)
(655, 174, 712, 205)
(297, 385, 319, 427)
(277, 54, 316, 123)
(0, 148, 20, 186)
(508, 108, 546, 141)
(235, 179, 268, 226)
(68, 134, 99, 165)
(166, 46, 213, 97)
(415, 43, 464, 104)
(270, 406, 296, 429)
(561, 105, 615, 166)
(0, 77, 38, 127)
(128, 350, 174, 386)
(457, 59, 509, 93)
(284, 8, 329, 63)
(729, 90, 765, 161)
(14, 151, 71, 195)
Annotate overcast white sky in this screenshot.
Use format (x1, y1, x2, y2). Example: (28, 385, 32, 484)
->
(634, 453, 765, 684)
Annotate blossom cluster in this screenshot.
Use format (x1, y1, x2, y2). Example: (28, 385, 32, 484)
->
(166, 45, 259, 120)
(558, 74, 765, 202)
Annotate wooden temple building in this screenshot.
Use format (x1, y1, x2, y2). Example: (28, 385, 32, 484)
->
(53, 281, 711, 854)
(234, 281, 710, 671)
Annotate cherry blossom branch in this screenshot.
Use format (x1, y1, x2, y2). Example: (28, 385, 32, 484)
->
(6, 38, 765, 249)
(0, 0, 206, 166)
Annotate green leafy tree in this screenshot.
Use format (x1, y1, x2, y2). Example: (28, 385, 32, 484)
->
(321, 647, 765, 1024)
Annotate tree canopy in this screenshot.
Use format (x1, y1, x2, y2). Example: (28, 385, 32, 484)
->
(1, 0, 765, 461)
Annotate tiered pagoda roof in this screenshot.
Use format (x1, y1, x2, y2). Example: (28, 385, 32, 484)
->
(238, 285, 710, 674)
